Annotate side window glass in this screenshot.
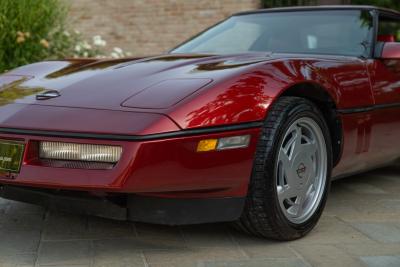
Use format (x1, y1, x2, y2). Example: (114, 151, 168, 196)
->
(378, 15, 400, 42)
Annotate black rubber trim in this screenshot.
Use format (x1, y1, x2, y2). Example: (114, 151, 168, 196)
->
(234, 6, 400, 17)
(0, 185, 127, 220)
(338, 102, 400, 114)
(0, 121, 263, 141)
(128, 195, 245, 225)
(0, 185, 245, 225)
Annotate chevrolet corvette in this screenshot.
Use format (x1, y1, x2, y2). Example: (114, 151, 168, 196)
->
(1, 5, 400, 240)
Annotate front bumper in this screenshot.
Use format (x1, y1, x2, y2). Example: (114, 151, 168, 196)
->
(0, 125, 261, 198)
(0, 185, 245, 224)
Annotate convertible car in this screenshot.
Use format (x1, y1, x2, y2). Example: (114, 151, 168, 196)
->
(1, 5, 400, 240)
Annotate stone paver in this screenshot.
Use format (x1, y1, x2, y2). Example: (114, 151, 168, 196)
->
(352, 223, 400, 243)
(0, 165, 400, 267)
(92, 239, 145, 267)
(37, 240, 92, 266)
(290, 244, 365, 267)
(361, 256, 400, 267)
(202, 259, 312, 267)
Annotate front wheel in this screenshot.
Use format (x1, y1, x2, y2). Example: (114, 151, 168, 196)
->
(236, 96, 332, 240)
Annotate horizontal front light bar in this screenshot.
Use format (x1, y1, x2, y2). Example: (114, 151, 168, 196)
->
(197, 135, 251, 152)
(39, 141, 122, 163)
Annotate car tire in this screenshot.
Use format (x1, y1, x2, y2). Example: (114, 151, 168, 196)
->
(235, 96, 333, 240)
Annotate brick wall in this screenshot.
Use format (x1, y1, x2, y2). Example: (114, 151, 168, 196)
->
(68, 0, 260, 56)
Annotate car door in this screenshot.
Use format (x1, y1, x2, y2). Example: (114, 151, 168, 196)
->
(366, 12, 400, 164)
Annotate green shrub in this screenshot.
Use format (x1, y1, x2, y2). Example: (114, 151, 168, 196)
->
(0, 0, 131, 73)
(351, 0, 400, 10)
(0, 0, 71, 72)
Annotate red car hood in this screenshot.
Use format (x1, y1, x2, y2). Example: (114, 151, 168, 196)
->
(0, 53, 271, 135)
(3, 53, 271, 111)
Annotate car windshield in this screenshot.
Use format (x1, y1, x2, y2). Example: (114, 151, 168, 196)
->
(171, 10, 374, 57)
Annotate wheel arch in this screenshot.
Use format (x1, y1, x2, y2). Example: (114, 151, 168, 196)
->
(279, 82, 343, 166)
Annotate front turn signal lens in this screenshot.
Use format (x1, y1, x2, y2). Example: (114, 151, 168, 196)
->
(217, 135, 251, 150)
(197, 135, 251, 152)
(197, 139, 218, 152)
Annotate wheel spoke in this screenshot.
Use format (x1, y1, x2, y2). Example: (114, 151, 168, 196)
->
(278, 148, 291, 170)
(311, 157, 318, 179)
(299, 182, 311, 202)
(306, 183, 315, 198)
(293, 196, 304, 217)
(278, 149, 296, 185)
(283, 133, 296, 158)
(290, 125, 303, 159)
(277, 185, 297, 204)
(302, 142, 317, 160)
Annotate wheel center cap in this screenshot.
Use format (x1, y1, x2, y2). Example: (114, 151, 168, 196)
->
(296, 163, 307, 179)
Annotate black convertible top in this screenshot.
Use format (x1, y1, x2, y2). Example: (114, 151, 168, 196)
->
(234, 5, 400, 17)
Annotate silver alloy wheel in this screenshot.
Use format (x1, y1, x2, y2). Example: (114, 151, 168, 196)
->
(276, 117, 327, 224)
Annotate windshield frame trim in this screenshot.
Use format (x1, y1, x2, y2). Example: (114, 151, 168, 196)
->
(234, 6, 400, 17)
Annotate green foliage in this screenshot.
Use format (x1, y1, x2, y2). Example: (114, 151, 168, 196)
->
(0, 0, 69, 72)
(351, 0, 400, 10)
(0, 0, 118, 73)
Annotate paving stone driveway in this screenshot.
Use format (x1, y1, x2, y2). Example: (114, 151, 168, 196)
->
(1, 165, 400, 267)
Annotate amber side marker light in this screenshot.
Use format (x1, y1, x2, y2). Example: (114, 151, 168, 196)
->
(197, 135, 251, 152)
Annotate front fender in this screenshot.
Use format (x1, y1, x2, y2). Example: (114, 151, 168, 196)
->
(167, 57, 372, 129)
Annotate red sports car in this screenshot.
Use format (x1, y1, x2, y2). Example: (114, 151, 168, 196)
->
(1, 5, 400, 240)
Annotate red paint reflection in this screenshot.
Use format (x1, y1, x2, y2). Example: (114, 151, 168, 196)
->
(186, 74, 270, 127)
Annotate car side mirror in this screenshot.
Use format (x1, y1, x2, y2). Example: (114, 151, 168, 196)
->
(378, 42, 400, 60)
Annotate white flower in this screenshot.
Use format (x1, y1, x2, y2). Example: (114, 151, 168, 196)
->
(82, 41, 92, 50)
(83, 52, 89, 58)
(113, 47, 123, 54)
(74, 30, 81, 35)
(74, 45, 81, 52)
(63, 31, 70, 37)
(110, 52, 120, 58)
(93, 35, 106, 47)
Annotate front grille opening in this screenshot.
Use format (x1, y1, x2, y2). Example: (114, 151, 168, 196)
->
(39, 159, 115, 170)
